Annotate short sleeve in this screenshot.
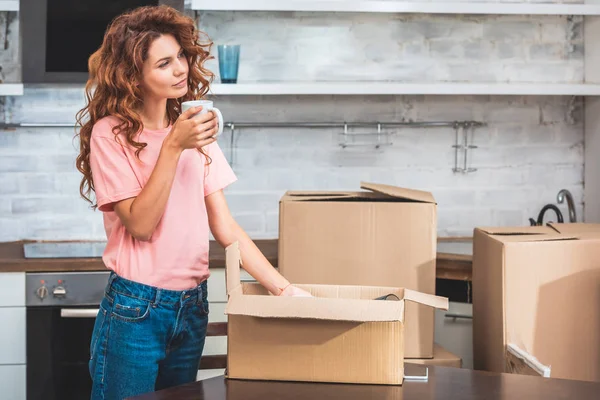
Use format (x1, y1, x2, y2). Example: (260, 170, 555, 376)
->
(90, 132, 142, 212)
(203, 141, 237, 196)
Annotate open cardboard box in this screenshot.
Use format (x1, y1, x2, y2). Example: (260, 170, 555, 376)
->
(224, 242, 449, 385)
(473, 222, 600, 382)
(278, 182, 437, 358)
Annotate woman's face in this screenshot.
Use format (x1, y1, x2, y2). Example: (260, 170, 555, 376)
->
(140, 34, 189, 100)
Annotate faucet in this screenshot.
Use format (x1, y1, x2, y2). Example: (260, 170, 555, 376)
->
(557, 189, 577, 223)
(530, 204, 564, 226)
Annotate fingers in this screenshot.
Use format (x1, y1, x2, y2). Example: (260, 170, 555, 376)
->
(194, 118, 219, 135)
(179, 105, 203, 120)
(191, 111, 215, 125)
(196, 136, 217, 149)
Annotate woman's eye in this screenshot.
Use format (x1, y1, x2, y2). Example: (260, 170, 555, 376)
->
(159, 61, 168, 68)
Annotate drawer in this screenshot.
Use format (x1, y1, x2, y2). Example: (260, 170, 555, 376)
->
(0, 364, 26, 400)
(209, 302, 227, 323)
(196, 368, 225, 381)
(206, 303, 227, 357)
(0, 307, 26, 364)
(203, 335, 227, 356)
(0, 273, 25, 307)
(435, 302, 473, 369)
(207, 269, 254, 303)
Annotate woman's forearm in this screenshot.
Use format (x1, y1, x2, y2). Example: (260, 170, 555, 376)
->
(222, 221, 290, 295)
(117, 140, 182, 241)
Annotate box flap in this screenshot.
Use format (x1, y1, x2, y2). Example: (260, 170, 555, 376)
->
(476, 226, 556, 235)
(547, 223, 600, 235)
(401, 289, 449, 310)
(226, 294, 405, 322)
(280, 191, 358, 202)
(360, 181, 436, 204)
(225, 242, 242, 296)
(497, 234, 578, 243)
(475, 226, 578, 243)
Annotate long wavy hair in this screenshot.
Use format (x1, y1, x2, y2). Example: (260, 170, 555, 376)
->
(75, 5, 214, 209)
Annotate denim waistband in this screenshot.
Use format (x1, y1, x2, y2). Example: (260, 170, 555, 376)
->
(106, 272, 207, 305)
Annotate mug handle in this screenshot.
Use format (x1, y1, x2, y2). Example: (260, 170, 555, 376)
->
(212, 107, 224, 137)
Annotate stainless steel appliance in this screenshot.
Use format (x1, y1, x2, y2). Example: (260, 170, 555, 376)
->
(26, 271, 110, 400)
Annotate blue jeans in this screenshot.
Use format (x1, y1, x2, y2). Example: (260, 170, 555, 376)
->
(89, 273, 209, 399)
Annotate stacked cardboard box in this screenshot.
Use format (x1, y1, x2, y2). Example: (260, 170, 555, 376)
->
(473, 223, 600, 382)
(278, 182, 437, 359)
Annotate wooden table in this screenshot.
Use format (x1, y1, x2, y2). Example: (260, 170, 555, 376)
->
(128, 366, 600, 400)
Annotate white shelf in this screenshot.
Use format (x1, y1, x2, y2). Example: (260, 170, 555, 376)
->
(0, 0, 19, 11)
(208, 82, 600, 96)
(191, 0, 600, 16)
(0, 84, 24, 96)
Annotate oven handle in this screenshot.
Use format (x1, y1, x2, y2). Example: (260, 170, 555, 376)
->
(60, 308, 100, 318)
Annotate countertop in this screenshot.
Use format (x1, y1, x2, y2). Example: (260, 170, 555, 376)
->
(127, 367, 600, 400)
(0, 238, 473, 280)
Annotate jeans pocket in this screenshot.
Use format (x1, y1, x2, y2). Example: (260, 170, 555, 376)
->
(110, 293, 151, 322)
(194, 298, 209, 317)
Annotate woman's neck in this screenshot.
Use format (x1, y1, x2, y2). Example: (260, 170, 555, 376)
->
(138, 98, 169, 130)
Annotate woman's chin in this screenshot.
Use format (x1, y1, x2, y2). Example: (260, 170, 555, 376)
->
(168, 86, 188, 99)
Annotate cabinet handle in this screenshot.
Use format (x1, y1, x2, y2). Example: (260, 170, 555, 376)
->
(445, 313, 473, 320)
(60, 308, 99, 318)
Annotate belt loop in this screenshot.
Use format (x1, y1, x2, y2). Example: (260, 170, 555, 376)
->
(198, 283, 203, 303)
(106, 272, 117, 294)
(154, 288, 161, 305)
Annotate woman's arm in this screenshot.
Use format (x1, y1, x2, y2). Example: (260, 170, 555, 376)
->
(113, 142, 182, 241)
(113, 108, 217, 241)
(206, 190, 311, 296)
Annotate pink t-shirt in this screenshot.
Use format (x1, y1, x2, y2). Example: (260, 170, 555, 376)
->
(89, 116, 237, 290)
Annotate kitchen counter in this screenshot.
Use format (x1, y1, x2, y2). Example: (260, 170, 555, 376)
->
(0, 239, 473, 280)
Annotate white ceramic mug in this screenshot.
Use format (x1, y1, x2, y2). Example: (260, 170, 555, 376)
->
(181, 100, 224, 137)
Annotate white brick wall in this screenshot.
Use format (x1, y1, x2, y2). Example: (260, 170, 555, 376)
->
(200, 12, 584, 84)
(0, 10, 586, 241)
(0, 89, 584, 240)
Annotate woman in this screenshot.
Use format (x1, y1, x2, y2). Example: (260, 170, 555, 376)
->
(75, 5, 310, 399)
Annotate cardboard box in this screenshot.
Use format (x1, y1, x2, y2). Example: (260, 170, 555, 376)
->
(473, 223, 600, 382)
(278, 182, 437, 358)
(406, 343, 462, 368)
(225, 242, 449, 385)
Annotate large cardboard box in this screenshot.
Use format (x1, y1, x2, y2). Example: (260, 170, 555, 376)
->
(278, 182, 437, 358)
(225, 242, 449, 385)
(406, 343, 462, 368)
(473, 223, 600, 382)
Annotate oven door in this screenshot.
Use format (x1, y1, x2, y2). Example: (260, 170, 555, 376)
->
(26, 306, 100, 400)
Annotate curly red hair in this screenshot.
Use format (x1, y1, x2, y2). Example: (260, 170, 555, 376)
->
(75, 5, 214, 208)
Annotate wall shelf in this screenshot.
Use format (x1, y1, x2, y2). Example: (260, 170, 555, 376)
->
(0, 1, 19, 11)
(0, 84, 24, 96)
(190, 0, 600, 16)
(208, 82, 600, 96)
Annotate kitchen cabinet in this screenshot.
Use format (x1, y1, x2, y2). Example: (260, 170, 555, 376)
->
(0, 272, 25, 306)
(0, 273, 26, 399)
(0, 365, 26, 400)
(0, 307, 26, 364)
(435, 302, 473, 369)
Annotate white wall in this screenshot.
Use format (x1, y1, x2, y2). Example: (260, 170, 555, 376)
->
(0, 10, 586, 241)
